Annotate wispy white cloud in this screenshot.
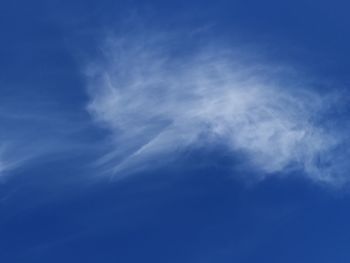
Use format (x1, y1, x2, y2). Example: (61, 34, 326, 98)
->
(0, 146, 13, 176)
(0, 102, 94, 178)
(86, 32, 350, 185)
(0, 143, 30, 177)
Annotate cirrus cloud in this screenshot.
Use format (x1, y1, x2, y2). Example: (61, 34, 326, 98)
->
(86, 31, 350, 185)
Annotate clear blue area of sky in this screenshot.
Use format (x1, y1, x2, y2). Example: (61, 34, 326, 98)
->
(1, 1, 350, 262)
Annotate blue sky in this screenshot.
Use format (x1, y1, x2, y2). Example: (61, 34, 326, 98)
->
(1, 0, 350, 262)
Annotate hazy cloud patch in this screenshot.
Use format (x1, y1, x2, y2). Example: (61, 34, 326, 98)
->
(86, 31, 350, 186)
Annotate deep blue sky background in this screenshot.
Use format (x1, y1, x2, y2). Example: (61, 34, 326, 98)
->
(1, 1, 350, 262)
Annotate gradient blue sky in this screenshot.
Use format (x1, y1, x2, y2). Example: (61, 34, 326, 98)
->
(1, 1, 350, 262)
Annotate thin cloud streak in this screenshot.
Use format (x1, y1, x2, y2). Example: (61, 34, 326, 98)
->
(86, 32, 350, 185)
(0, 103, 96, 178)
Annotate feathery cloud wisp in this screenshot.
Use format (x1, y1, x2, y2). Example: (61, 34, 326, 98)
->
(86, 32, 349, 185)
